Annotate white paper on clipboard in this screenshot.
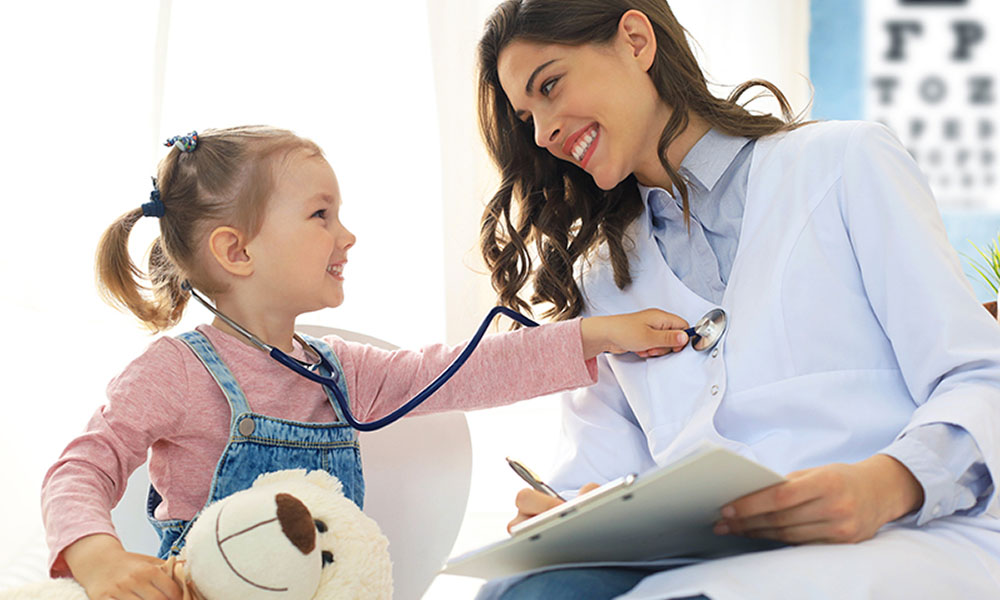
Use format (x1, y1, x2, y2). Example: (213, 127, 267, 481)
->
(441, 443, 786, 580)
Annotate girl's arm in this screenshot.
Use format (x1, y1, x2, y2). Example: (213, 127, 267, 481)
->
(42, 338, 189, 577)
(327, 309, 689, 422)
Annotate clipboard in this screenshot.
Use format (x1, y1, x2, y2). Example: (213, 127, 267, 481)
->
(442, 443, 786, 580)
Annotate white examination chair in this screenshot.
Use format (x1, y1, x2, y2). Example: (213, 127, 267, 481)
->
(112, 325, 473, 600)
(298, 324, 473, 600)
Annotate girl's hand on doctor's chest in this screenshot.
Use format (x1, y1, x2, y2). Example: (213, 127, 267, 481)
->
(580, 309, 690, 360)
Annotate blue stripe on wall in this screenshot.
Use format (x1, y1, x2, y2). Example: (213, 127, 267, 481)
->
(809, 0, 864, 120)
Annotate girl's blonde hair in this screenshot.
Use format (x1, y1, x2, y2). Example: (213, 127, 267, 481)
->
(96, 126, 322, 332)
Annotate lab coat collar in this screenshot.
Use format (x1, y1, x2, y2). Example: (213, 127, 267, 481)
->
(637, 128, 752, 202)
(682, 128, 752, 192)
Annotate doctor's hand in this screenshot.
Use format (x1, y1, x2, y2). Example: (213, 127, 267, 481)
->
(580, 309, 690, 360)
(507, 483, 600, 533)
(713, 454, 924, 545)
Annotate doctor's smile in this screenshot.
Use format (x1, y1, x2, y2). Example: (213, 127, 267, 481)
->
(563, 122, 600, 167)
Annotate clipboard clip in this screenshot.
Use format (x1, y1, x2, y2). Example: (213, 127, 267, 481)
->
(510, 473, 638, 537)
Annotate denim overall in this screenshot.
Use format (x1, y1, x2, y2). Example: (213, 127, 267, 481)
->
(146, 331, 365, 559)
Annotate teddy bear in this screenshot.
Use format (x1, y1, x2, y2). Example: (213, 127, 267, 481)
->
(1, 469, 393, 600)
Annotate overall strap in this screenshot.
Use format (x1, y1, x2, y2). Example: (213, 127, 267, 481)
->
(298, 333, 353, 429)
(176, 331, 252, 416)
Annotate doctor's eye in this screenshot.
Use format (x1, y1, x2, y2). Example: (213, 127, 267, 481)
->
(322, 550, 335, 566)
(314, 519, 328, 533)
(312, 209, 328, 219)
(540, 76, 559, 96)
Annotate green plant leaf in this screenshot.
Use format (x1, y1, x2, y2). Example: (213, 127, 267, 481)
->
(965, 238, 1000, 295)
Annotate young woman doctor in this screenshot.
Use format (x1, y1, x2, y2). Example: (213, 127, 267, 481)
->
(473, 1, 1000, 598)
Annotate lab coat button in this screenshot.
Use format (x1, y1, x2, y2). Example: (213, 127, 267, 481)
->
(711, 348, 719, 358)
(932, 504, 942, 516)
(711, 385, 720, 396)
(238, 417, 255, 436)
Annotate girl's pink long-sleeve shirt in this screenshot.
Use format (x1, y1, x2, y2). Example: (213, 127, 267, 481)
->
(41, 320, 597, 576)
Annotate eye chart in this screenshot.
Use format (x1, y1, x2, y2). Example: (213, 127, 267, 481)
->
(866, 0, 998, 209)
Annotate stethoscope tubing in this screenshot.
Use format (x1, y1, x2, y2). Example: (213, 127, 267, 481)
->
(186, 280, 724, 431)
(270, 306, 540, 431)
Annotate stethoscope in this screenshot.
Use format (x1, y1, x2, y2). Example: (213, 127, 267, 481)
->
(184, 284, 727, 431)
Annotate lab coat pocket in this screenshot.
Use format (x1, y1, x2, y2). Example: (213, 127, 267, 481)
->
(608, 349, 713, 437)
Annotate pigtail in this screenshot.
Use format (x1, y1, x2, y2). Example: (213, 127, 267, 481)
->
(95, 146, 190, 332)
(95, 208, 184, 332)
(148, 237, 190, 330)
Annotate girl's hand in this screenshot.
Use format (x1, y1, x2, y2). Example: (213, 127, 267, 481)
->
(713, 454, 924, 545)
(63, 533, 183, 600)
(507, 483, 600, 533)
(581, 309, 690, 359)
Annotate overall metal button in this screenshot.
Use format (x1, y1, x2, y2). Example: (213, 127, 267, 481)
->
(710, 385, 720, 396)
(238, 417, 256, 436)
(711, 348, 719, 358)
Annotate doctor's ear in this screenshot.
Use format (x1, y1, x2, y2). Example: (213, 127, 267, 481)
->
(617, 9, 657, 71)
(208, 226, 254, 277)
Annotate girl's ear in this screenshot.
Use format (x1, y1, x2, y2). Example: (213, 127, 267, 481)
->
(618, 9, 657, 72)
(209, 226, 254, 277)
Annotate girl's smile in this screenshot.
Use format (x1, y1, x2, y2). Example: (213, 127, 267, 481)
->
(326, 261, 346, 281)
(242, 152, 356, 320)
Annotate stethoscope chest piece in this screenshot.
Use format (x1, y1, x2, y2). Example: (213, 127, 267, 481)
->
(687, 308, 727, 352)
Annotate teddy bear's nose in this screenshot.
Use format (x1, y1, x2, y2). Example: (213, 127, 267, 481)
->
(275, 492, 316, 554)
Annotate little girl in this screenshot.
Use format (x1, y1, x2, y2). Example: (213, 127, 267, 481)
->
(41, 126, 690, 600)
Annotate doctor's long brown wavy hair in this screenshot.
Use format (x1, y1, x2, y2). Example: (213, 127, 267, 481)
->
(477, 0, 807, 321)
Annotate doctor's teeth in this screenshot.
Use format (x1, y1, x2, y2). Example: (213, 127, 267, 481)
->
(573, 129, 597, 161)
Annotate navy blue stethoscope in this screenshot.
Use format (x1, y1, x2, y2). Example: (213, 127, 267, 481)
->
(185, 284, 726, 431)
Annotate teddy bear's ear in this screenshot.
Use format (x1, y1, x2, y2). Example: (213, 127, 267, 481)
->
(252, 469, 310, 489)
(301, 470, 344, 494)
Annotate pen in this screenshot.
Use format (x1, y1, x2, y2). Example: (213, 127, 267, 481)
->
(506, 457, 566, 501)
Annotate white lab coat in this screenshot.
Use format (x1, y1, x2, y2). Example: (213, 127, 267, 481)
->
(549, 121, 1000, 599)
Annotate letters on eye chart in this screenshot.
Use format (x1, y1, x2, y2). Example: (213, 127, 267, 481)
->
(866, 0, 996, 208)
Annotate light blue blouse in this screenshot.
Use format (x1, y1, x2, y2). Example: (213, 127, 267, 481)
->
(638, 128, 992, 524)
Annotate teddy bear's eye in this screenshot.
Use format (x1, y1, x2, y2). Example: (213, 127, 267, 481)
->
(322, 550, 335, 566)
(314, 519, 328, 533)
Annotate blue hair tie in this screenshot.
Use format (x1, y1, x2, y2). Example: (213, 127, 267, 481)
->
(142, 177, 166, 218)
(165, 131, 199, 153)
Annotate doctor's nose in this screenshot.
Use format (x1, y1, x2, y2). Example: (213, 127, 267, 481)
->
(533, 116, 561, 151)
